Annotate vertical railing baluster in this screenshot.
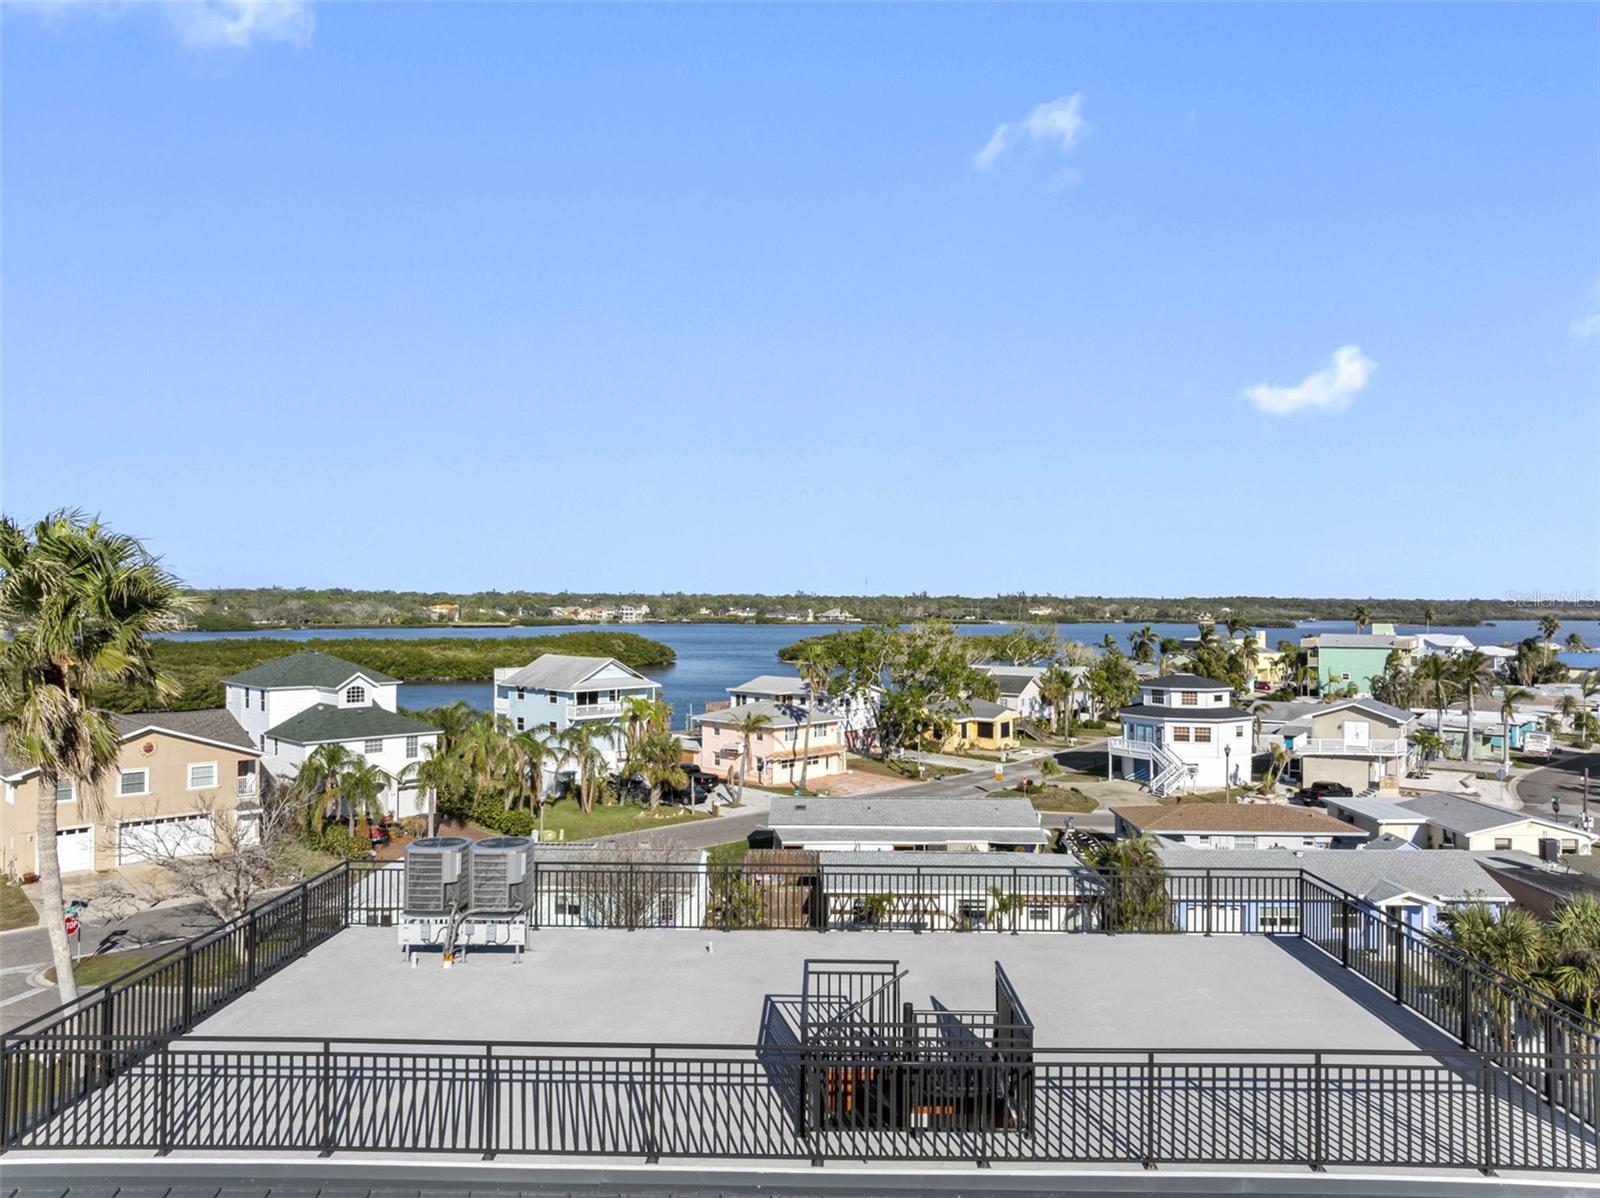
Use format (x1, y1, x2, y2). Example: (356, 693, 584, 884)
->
(318, 1039, 334, 1157)
(1142, 1051, 1156, 1168)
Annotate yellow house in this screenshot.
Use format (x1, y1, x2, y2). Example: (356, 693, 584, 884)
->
(939, 700, 1019, 753)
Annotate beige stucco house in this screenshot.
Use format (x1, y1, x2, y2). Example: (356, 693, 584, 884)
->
(1324, 793, 1597, 855)
(0, 710, 260, 877)
(1295, 698, 1415, 794)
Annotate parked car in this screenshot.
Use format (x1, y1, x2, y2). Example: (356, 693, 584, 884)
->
(367, 822, 391, 847)
(1296, 781, 1353, 804)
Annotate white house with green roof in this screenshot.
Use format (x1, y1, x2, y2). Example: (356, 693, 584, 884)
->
(223, 650, 440, 820)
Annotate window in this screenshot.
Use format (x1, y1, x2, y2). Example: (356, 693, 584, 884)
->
(515, 717, 525, 731)
(516, 688, 525, 700)
(363, 738, 384, 754)
(1193, 726, 1212, 743)
(1494, 838, 1512, 851)
(1181, 692, 1198, 706)
(55, 780, 74, 803)
(977, 721, 994, 739)
(1027, 906, 1051, 922)
(405, 735, 419, 759)
(1150, 690, 1165, 705)
(345, 685, 365, 705)
(1562, 839, 1578, 853)
(244, 689, 251, 709)
(1259, 907, 1299, 933)
(119, 769, 149, 797)
(1235, 725, 1246, 737)
(187, 762, 218, 790)
(1173, 726, 1191, 742)
(549, 693, 558, 703)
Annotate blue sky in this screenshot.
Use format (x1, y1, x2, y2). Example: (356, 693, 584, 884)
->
(4, 2, 1597, 598)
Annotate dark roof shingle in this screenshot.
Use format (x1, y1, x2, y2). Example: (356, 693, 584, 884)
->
(224, 650, 398, 689)
(266, 704, 439, 744)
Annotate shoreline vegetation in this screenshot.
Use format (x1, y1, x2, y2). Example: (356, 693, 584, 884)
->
(179, 588, 1595, 632)
(99, 632, 677, 713)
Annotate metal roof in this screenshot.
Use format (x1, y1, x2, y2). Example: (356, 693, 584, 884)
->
(497, 654, 654, 692)
(1155, 845, 1511, 904)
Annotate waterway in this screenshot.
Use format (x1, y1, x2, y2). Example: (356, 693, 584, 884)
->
(162, 618, 1600, 723)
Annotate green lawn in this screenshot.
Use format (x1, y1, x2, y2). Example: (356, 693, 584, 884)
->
(707, 840, 751, 866)
(993, 785, 1099, 814)
(847, 756, 972, 782)
(520, 797, 710, 842)
(1, 876, 38, 931)
(44, 946, 182, 988)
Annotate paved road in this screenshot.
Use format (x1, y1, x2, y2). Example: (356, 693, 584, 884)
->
(1515, 748, 1600, 827)
(0, 897, 226, 1032)
(581, 809, 769, 851)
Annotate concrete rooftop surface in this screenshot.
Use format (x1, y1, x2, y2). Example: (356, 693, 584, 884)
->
(191, 927, 1458, 1052)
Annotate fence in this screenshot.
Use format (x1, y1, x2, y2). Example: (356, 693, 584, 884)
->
(2, 1035, 1594, 1171)
(4, 857, 1598, 1172)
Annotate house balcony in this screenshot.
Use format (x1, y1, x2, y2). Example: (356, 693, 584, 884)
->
(236, 776, 257, 798)
(1108, 737, 1161, 759)
(569, 702, 623, 720)
(1296, 738, 1409, 758)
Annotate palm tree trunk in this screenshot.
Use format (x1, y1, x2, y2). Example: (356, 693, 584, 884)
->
(1464, 687, 1475, 763)
(37, 785, 80, 1002)
(427, 787, 437, 839)
(799, 718, 814, 793)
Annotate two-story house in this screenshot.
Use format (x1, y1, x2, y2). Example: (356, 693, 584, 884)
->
(726, 674, 881, 753)
(1294, 697, 1416, 795)
(1108, 674, 1253, 796)
(1, 710, 261, 876)
(223, 650, 440, 820)
(1304, 632, 1418, 695)
(492, 653, 663, 778)
(694, 701, 847, 788)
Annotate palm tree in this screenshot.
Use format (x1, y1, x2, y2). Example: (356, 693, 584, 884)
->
(1540, 615, 1561, 657)
(1424, 605, 1436, 633)
(794, 647, 834, 792)
(618, 694, 668, 770)
(396, 743, 454, 838)
(1352, 604, 1371, 634)
(1545, 896, 1600, 1020)
(1453, 650, 1496, 763)
(0, 511, 190, 1002)
(727, 709, 773, 805)
(1414, 655, 1456, 748)
(1157, 637, 1184, 675)
(1565, 632, 1592, 655)
(1263, 744, 1292, 793)
(558, 721, 611, 813)
(292, 742, 358, 833)
(632, 727, 687, 811)
(1410, 727, 1444, 767)
(1498, 685, 1532, 772)
(1435, 904, 1546, 1049)
(338, 759, 388, 835)
(1557, 693, 1580, 732)
(1127, 625, 1157, 665)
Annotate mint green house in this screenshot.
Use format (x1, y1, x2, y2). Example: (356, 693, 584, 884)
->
(1311, 634, 1415, 694)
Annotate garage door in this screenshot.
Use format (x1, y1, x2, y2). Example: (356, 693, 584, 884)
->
(118, 815, 214, 865)
(1185, 902, 1243, 934)
(56, 826, 95, 874)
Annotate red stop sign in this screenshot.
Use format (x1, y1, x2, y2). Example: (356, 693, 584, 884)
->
(63, 915, 80, 936)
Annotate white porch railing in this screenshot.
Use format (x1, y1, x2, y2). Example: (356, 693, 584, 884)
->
(1108, 736, 1193, 797)
(1297, 738, 1409, 757)
(569, 702, 623, 720)
(236, 777, 257, 798)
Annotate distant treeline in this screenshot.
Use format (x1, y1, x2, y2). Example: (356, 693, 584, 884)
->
(98, 632, 676, 713)
(181, 587, 1590, 630)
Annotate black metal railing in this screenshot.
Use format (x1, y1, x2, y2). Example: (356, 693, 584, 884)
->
(5, 857, 1599, 1171)
(2, 1034, 1594, 1171)
(0, 861, 353, 1144)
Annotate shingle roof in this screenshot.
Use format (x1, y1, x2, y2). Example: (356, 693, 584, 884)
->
(1312, 634, 1410, 650)
(957, 698, 1012, 720)
(696, 700, 822, 728)
(1118, 704, 1256, 722)
(497, 654, 650, 692)
(224, 649, 399, 689)
(1156, 845, 1511, 905)
(1116, 803, 1363, 836)
(991, 673, 1037, 697)
(1313, 697, 1415, 724)
(729, 675, 806, 696)
(0, 708, 257, 777)
(769, 796, 1046, 844)
(266, 704, 440, 744)
(1143, 674, 1233, 691)
(1397, 792, 1583, 837)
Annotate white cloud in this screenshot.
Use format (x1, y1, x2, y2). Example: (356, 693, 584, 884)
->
(974, 93, 1087, 172)
(1244, 345, 1377, 416)
(11, 0, 313, 50)
(167, 0, 313, 49)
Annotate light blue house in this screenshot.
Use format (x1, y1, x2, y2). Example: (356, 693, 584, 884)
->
(491, 654, 663, 780)
(1155, 846, 1512, 938)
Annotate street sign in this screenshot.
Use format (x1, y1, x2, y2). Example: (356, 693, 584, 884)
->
(63, 914, 80, 937)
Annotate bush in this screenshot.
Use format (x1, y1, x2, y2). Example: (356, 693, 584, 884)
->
(318, 825, 370, 858)
(468, 795, 535, 837)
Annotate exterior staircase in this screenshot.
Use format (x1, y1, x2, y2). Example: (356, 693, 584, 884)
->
(1147, 740, 1192, 798)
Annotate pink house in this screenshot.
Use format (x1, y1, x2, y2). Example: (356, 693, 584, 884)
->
(694, 701, 848, 788)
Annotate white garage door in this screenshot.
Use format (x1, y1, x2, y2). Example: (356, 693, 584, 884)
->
(55, 826, 95, 874)
(118, 815, 214, 865)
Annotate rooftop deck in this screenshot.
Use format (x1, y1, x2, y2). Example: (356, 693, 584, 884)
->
(193, 926, 1458, 1052)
